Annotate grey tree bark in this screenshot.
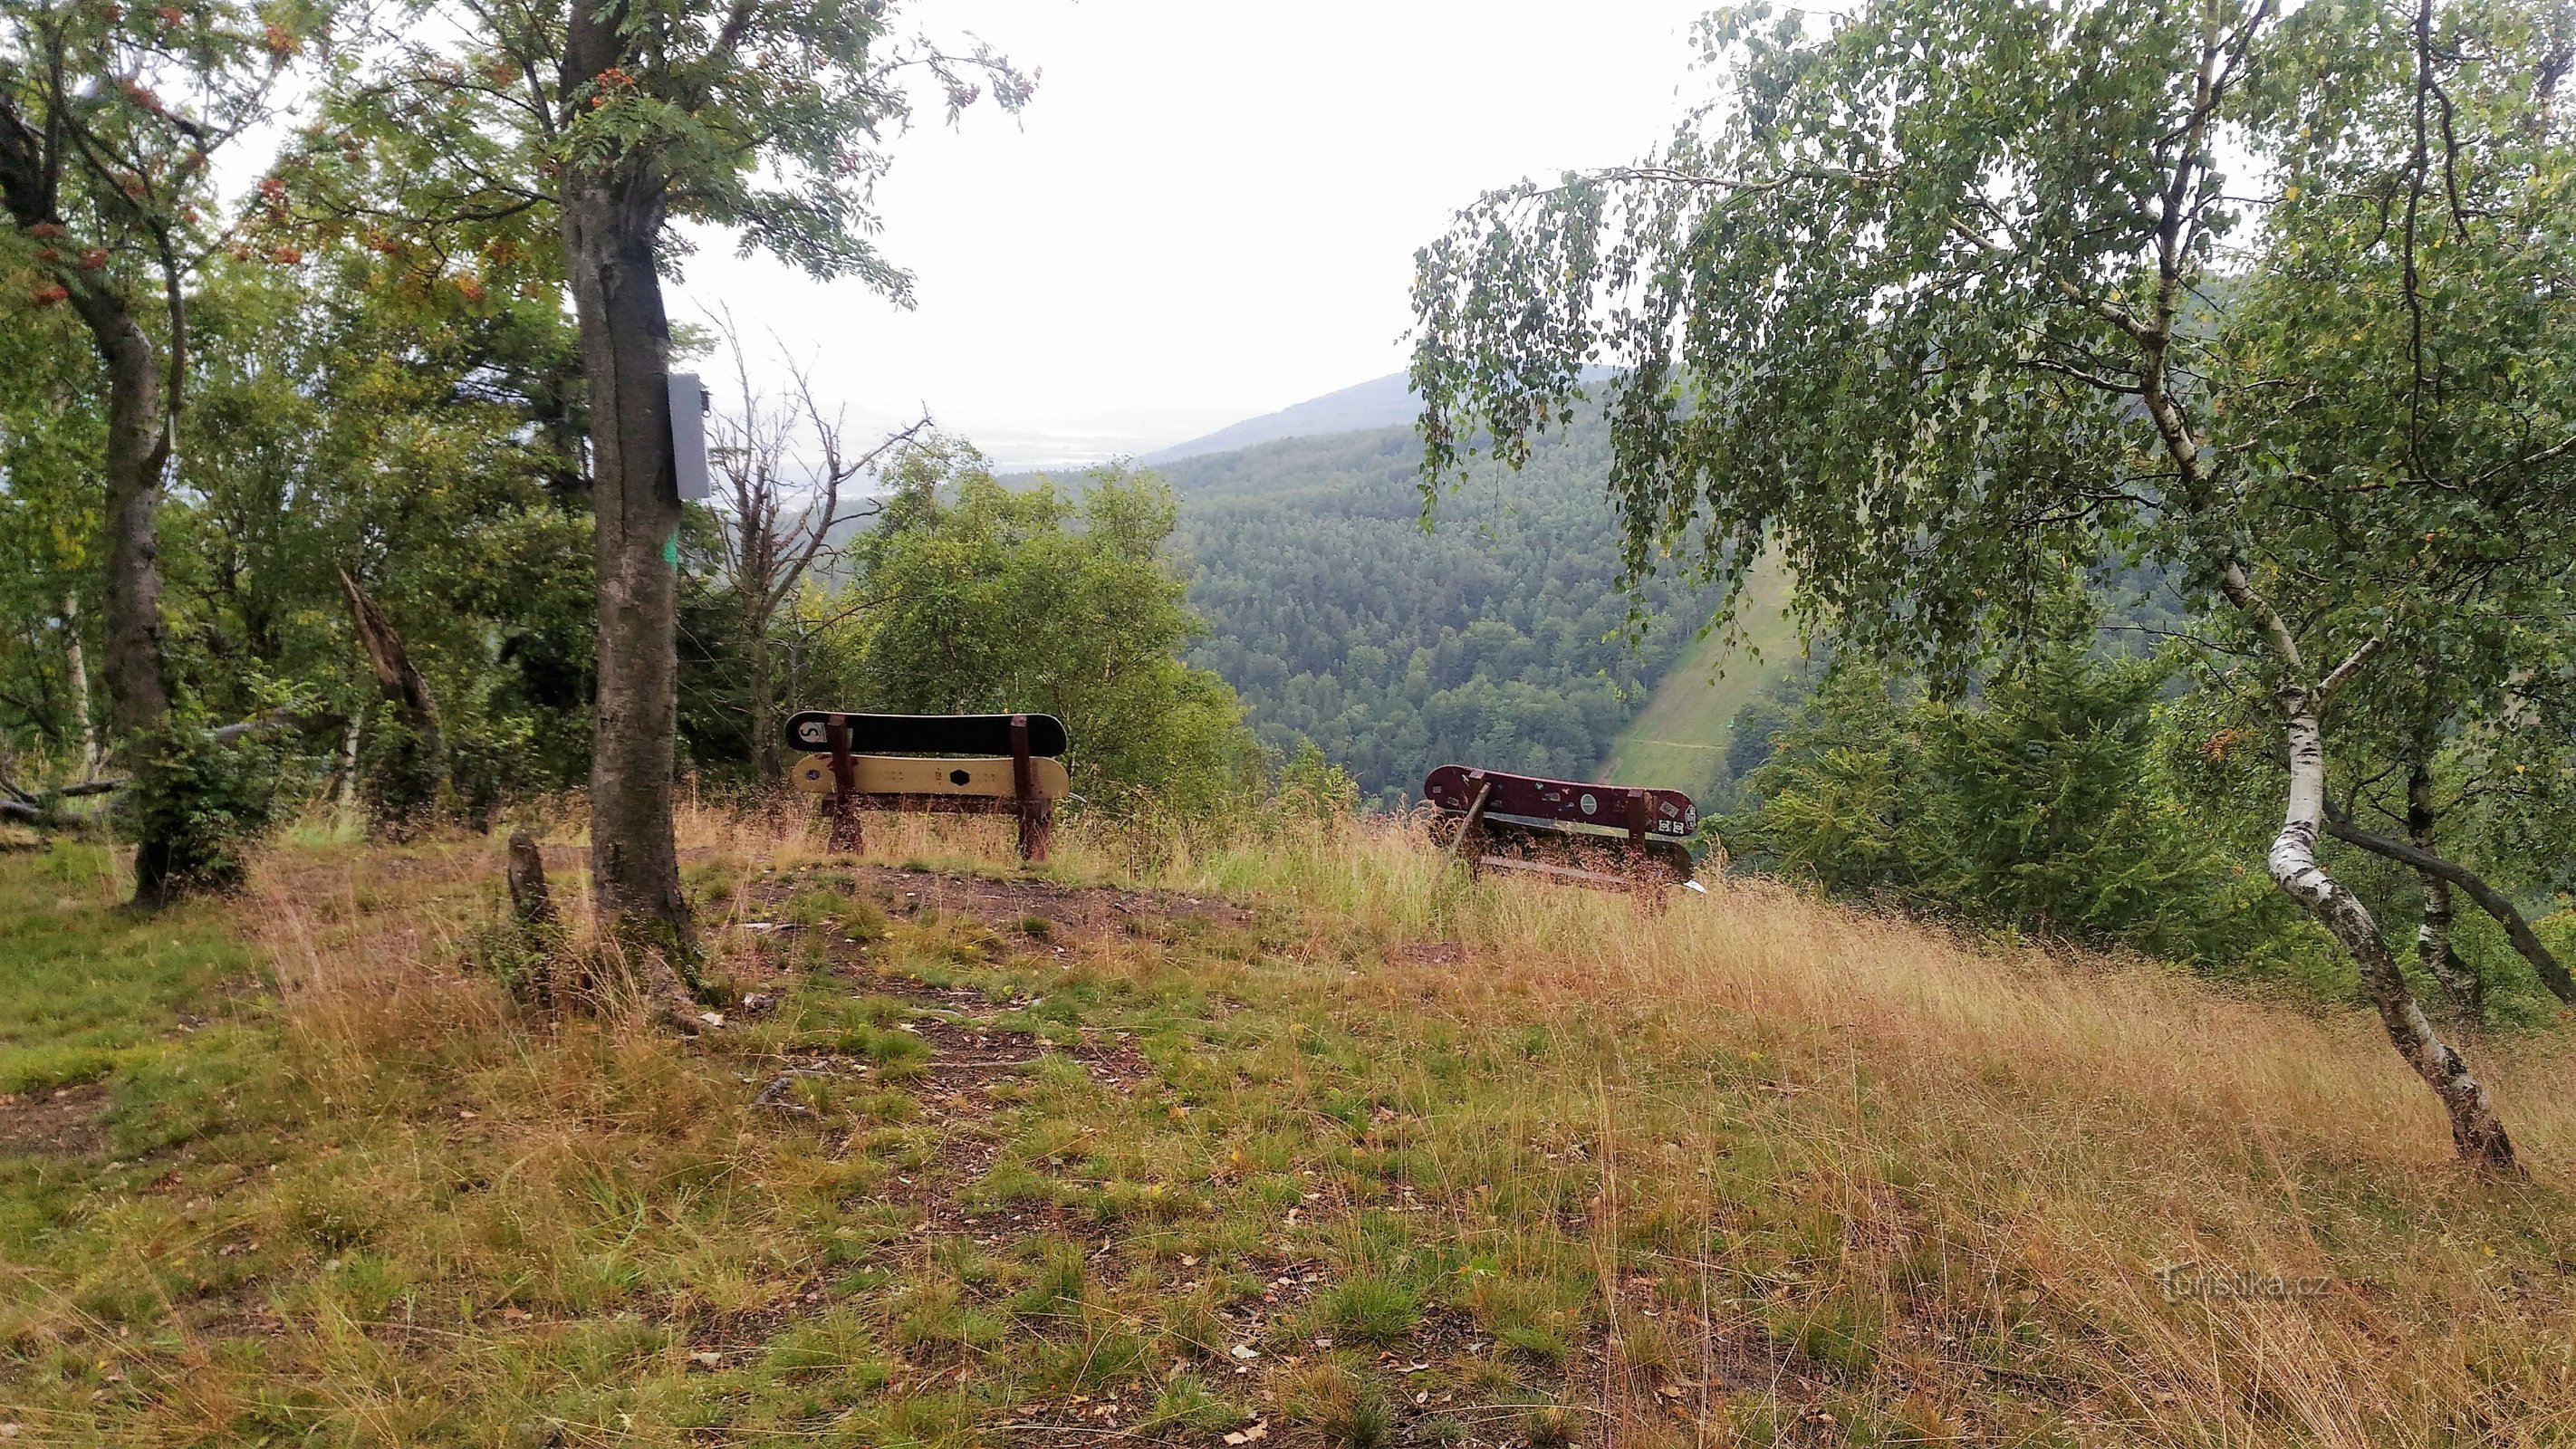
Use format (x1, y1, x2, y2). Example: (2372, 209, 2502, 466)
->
(559, 4, 693, 976)
(0, 103, 183, 900)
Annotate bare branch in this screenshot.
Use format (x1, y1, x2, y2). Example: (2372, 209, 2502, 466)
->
(2326, 812, 2576, 1005)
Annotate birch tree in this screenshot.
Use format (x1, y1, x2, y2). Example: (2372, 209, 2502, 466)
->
(1411, 0, 2575, 1169)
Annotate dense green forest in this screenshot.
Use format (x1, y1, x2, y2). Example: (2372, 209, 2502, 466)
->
(1154, 422, 1732, 805)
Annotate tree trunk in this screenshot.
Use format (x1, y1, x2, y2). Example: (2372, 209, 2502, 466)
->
(2267, 681, 2516, 1173)
(62, 592, 99, 780)
(504, 829, 559, 1010)
(556, 28, 692, 969)
(63, 280, 182, 903)
(2324, 818, 2576, 1006)
(337, 567, 452, 831)
(68, 292, 173, 741)
(2405, 761, 2482, 1017)
(3, 112, 187, 901)
(336, 711, 362, 822)
(506, 829, 558, 926)
(750, 623, 780, 785)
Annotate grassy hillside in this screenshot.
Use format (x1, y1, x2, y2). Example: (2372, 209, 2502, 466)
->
(5, 819, 2575, 1446)
(1598, 562, 1802, 805)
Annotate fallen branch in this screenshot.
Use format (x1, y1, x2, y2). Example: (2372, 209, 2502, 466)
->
(751, 1070, 834, 1118)
(0, 782, 120, 825)
(209, 707, 305, 744)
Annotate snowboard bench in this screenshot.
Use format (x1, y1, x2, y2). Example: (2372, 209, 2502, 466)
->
(786, 710, 1069, 861)
(1422, 764, 1697, 890)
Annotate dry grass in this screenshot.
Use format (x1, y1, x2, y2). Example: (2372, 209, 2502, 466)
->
(2, 803, 2571, 1447)
(1175, 817, 2576, 1445)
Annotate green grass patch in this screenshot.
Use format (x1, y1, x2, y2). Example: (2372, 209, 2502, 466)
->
(1314, 1272, 1421, 1346)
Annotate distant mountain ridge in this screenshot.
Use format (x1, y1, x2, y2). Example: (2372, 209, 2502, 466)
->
(1142, 373, 1419, 463)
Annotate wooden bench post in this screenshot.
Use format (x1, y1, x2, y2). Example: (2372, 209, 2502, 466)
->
(1010, 714, 1050, 862)
(1625, 788, 1650, 894)
(825, 715, 862, 853)
(1444, 772, 1494, 876)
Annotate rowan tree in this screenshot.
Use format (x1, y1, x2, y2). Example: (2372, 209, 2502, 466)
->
(307, 0, 1031, 959)
(0, 0, 318, 898)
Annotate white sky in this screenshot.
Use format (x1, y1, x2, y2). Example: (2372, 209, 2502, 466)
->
(666, 0, 1716, 464)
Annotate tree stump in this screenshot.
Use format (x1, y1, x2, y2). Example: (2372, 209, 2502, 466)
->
(504, 830, 559, 1010)
(505, 830, 556, 926)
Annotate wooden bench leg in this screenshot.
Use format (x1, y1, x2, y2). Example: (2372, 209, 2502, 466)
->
(1626, 789, 1650, 897)
(1444, 779, 1494, 878)
(1010, 715, 1048, 862)
(825, 715, 863, 854)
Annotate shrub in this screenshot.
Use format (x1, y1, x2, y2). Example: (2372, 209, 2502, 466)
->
(127, 710, 301, 898)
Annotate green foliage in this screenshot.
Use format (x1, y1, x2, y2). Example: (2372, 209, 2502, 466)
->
(1163, 421, 1730, 804)
(1413, 0, 2576, 763)
(1276, 742, 1362, 820)
(318, 0, 1030, 288)
(845, 445, 1262, 814)
(126, 706, 305, 897)
(2, 0, 324, 304)
(1410, 0, 2576, 1046)
(0, 290, 102, 768)
(1734, 653, 2323, 974)
(166, 236, 593, 811)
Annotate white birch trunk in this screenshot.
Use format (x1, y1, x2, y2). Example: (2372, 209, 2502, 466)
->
(336, 711, 362, 824)
(62, 593, 99, 780)
(2266, 679, 2516, 1172)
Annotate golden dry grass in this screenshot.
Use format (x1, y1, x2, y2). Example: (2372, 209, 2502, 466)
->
(5, 803, 2571, 1447)
(705, 800, 2576, 1441)
(1176, 816, 2576, 1445)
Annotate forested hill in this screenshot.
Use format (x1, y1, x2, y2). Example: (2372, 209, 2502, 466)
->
(1152, 420, 1729, 805)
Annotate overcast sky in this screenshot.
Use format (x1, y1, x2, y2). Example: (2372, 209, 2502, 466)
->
(664, 1, 1716, 465)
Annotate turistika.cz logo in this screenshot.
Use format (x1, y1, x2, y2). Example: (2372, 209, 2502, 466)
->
(2152, 1262, 2334, 1303)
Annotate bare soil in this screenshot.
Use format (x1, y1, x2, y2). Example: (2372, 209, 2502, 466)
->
(0, 1083, 108, 1156)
